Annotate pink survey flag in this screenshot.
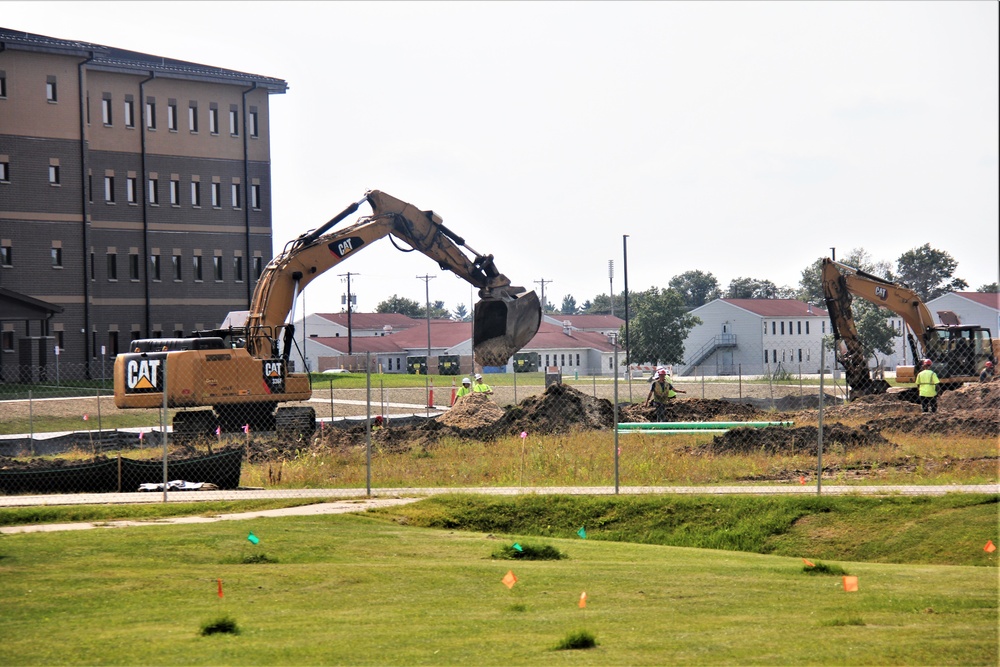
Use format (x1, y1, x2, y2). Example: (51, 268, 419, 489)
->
(242, 424, 250, 434)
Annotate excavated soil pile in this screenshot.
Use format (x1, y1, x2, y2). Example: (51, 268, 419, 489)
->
(438, 393, 506, 428)
(619, 399, 765, 423)
(488, 383, 616, 436)
(939, 380, 1000, 412)
(701, 423, 891, 455)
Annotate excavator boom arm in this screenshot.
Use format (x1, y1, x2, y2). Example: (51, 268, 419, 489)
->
(245, 190, 540, 365)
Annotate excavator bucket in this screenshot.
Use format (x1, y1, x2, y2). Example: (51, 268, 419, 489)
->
(473, 290, 542, 367)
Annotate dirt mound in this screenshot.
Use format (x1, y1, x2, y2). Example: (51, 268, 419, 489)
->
(492, 383, 616, 436)
(437, 393, 505, 428)
(865, 413, 999, 437)
(618, 399, 766, 423)
(701, 423, 891, 455)
(939, 381, 1000, 412)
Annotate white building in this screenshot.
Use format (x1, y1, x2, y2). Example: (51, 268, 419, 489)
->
(682, 299, 831, 376)
(926, 292, 1000, 333)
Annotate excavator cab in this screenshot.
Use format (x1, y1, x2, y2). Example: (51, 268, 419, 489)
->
(473, 289, 542, 367)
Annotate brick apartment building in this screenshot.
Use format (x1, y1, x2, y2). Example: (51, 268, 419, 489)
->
(0, 27, 286, 380)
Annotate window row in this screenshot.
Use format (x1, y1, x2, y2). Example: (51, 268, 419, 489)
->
(2, 71, 260, 138)
(763, 348, 812, 364)
(544, 353, 582, 368)
(88, 250, 264, 283)
(763, 320, 824, 336)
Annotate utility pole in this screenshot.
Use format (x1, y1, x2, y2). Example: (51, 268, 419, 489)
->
(338, 272, 357, 354)
(534, 278, 553, 316)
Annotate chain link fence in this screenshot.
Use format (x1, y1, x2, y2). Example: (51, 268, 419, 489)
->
(1, 350, 997, 501)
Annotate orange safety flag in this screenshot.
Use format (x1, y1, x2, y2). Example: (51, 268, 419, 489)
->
(802, 558, 815, 567)
(501, 570, 517, 589)
(799, 475, 806, 485)
(217, 579, 224, 598)
(842, 576, 859, 592)
(579, 591, 587, 608)
(985, 540, 996, 553)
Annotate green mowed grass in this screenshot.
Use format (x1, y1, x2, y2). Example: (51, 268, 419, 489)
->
(1, 508, 997, 666)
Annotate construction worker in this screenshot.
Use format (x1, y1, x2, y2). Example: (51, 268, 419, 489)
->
(472, 373, 493, 395)
(645, 367, 685, 422)
(980, 361, 995, 383)
(454, 377, 473, 404)
(916, 359, 940, 414)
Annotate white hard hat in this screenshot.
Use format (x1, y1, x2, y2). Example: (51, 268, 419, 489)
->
(462, 377, 471, 384)
(474, 373, 482, 380)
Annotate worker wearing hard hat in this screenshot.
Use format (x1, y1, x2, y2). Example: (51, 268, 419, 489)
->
(645, 367, 685, 422)
(980, 361, 995, 384)
(454, 377, 473, 405)
(472, 373, 493, 395)
(916, 359, 940, 414)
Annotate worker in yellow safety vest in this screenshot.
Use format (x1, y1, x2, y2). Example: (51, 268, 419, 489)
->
(915, 359, 940, 414)
(472, 372, 493, 395)
(645, 367, 686, 421)
(453, 377, 473, 405)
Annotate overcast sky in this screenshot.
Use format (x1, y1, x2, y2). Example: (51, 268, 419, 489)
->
(5, 1, 998, 317)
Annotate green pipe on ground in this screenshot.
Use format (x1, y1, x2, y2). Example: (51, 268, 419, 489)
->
(618, 429, 731, 435)
(616, 421, 793, 430)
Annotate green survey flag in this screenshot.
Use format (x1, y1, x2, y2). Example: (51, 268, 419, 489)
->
(577, 526, 587, 539)
(247, 531, 260, 545)
(512, 543, 523, 552)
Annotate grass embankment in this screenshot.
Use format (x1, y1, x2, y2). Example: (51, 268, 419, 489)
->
(1, 498, 997, 666)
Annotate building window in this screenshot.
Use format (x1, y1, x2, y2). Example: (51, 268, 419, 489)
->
(49, 165, 60, 185)
(253, 256, 263, 280)
(190, 181, 201, 207)
(102, 96, 112, 125)
(193, 255, 203, 281)
(88, 174, 92, 202)
(211, 182, 221, 208)
(189, 103, 198, 132)
(172, 254, 182, 281)
(170, 179, 180, 206)
(229, 107, 239, 136)
(771, 321, 776, 335)
(56, 331, 65, 352)
(764, 350, 768, 364)
(51, 246, 62, 268)
(231, 183, 241, 209)
(233, 255, 243, 282)
(126, 177, 137, 204)
(104, 176, 115, 203)
(1, 243, 11, 266)
(773, 349, 777, 363)
(90, 251, 95, 279)
(46, 76, 57, 102)
(145, 100, 156, 129)
(148, 178, 159, 205)
(107, 251, 118, 281)
(822, 321, 826, 334)
(780, 321, 784, 335)
(150, 254, 161, 281)
(0, 159, 9, 182)
(576, 354, 580, 366)
(805, 321, 810, 335)
(797, 321, 802, 335)
(249, 109, 259, 138)
(798, 348, 803, 362)
(0, 71, 7, 98)
(250, 184, 261, 209)
(124, 99, 135, 128)
(129, 252, 140, 280)
(2, 331, 13, 352)
(213, 255, 223, 281)
(209, 106, 219, 134)
(167, 103, 178, 131)
(108, 331, 119, 357)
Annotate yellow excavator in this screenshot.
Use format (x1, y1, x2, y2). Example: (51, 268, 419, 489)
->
(821, 258, 997, 400)
(113, 190, 541, 436)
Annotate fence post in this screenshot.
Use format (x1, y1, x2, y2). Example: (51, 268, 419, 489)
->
(28, 390, 35, 456)
(701, 366, 705, 399)
(766, 363, 774, 410)
(162, 356, 169, 502)
(613, 337, 620, 495)
(738, 364, 742, 399)
(818, 346, 825, 495)
(365, 351, 372, 496)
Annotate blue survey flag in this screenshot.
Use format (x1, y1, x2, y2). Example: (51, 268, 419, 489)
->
(248, 531, 260, 544)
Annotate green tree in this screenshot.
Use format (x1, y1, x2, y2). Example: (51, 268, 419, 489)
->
(726, 277, 780, 299)
(895, 244, 968, 301)
(669, 270, 721, 310)
(453, 303, 469, 321)
(626, 287, 700, 366)
(853, 300, 899, 358)
(376, 295, 422, 317)
(977, 282, 998, 293)
(424, 300, 451, 319)
(583, 293, 625, 315)
(560, 295, 578, 315)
